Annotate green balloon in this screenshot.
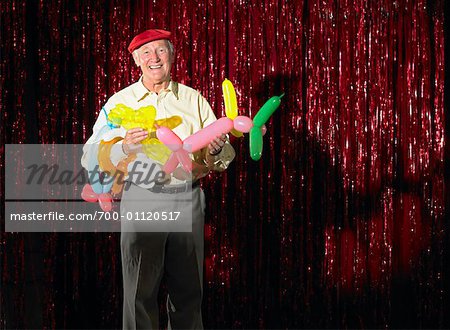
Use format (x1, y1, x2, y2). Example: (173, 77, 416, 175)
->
(252, 93, 284, 128)
(250, 127, 263, 161)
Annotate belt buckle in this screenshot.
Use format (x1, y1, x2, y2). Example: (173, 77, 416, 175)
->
(151, 181, 195, 194)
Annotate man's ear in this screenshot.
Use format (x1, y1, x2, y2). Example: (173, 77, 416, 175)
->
(132, 51, 141, 67)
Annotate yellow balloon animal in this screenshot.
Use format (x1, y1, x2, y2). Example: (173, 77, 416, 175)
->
(108, 104, 182, 164)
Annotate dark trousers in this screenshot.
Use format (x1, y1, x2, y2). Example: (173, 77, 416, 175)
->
(120, 184, 205, 329)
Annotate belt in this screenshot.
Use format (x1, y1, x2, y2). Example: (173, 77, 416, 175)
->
(147, 180, 200, 194)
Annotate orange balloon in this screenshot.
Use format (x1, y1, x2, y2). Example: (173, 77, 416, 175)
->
(98, 137, 137, 196)
(98, 137, 123, 175)
(111, 154, 137, 195)
(155, 115, 182, 130)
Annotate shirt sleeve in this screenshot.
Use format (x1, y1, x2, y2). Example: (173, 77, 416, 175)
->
(197, 95, 236, 172)
(81, 101, 127, 170)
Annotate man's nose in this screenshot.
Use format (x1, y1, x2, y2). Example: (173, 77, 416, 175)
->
(149, 51, 160, 62)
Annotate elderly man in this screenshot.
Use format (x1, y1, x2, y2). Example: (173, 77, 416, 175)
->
(82, 29, 234, 329)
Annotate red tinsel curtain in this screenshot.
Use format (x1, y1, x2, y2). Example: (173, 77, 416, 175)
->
(1, 0, 447, 329)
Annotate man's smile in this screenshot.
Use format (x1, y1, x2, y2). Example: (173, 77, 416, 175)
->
(149, 65, 163, 69)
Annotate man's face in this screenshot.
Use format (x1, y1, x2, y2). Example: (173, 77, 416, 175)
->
(134, 39, 173, 86)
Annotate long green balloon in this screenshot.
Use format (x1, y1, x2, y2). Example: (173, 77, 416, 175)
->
(252, 93, 284, 128)
(250, 127, 263, 161)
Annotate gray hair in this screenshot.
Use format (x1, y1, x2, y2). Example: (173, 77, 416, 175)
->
(167, 40, 175, 55)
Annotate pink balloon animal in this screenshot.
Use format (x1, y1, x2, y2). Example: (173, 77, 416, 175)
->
(156, 117, 266, 174)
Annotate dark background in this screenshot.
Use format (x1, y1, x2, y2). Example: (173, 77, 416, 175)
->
(1, 0, 449, 328)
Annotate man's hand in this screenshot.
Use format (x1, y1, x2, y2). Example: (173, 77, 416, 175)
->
(122, 127, 148, 155)
(208, 134, 227, 155)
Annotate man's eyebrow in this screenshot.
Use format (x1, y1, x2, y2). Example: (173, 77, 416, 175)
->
(140, 45, 165, 51)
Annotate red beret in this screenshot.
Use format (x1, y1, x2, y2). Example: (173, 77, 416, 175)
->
(128, 29, 172, 53)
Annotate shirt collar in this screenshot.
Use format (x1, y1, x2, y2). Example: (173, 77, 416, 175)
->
(133, 77, 179, 102)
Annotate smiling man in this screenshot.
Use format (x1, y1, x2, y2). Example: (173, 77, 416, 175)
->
(82, 29, 235, 329)
(130, 33, 173, 93)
